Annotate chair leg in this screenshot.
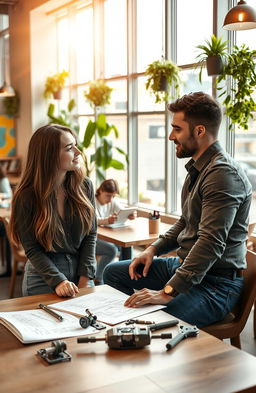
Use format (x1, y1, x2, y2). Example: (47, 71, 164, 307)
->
(230, 335, 241, 349)
(254, 301, 256, 339)
(9, 258, 18, 298)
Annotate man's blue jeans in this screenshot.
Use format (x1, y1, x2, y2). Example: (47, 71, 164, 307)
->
(103, 257, 244, 328)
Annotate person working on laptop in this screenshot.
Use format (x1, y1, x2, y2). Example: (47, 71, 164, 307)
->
(104, 92, 252, 328)
(95, 179, 136, 285)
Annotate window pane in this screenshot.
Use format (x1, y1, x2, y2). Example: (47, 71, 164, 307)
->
(236, 0, 256, 49)
(0, 14, 9, 30)
(136, 0, 164, 73)
(106, 80, 127, 113)
(235, 121, 256, 222)
(180, 69, 212, 96)
(57, 17, 69, 72)
(177, 0, 213, 65)
(138, 115, 165, 209)
(138, 76, 165, 112)
(74, 7, 94, 83)
(104, 0, 127, 77)
(105, 115, 128, 199)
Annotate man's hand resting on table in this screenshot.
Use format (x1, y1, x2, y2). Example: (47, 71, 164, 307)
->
(124, 288, 173, 307)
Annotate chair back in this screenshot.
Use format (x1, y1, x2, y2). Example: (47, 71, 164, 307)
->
(235, 250, 256, 325)
(203, 250, 256, 343)
(0, 216, 26, 261)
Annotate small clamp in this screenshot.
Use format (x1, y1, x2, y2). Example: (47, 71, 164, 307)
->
(37, 340, 72, 364)
(125, 319, 155, 325)
(79, 309, 106, 330)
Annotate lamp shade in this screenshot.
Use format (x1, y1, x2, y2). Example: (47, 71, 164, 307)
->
(223, 0, 256, 30)
(0, 81, 15, 97)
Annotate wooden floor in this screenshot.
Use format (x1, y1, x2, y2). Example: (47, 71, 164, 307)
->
(0, 271, 256, 357)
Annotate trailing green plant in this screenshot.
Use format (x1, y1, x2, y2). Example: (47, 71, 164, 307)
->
(84, 80, 113, 107)
(145, 58, 181, 103)
(196, 35, 228, 82)
(82, 79, 128, 181)
(44, 70, 69, 99)
(217, 44, 256, 131)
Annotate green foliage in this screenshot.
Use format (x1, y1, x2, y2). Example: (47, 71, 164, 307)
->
(217, 44, 256, 131)
(196, 35, 228, 82)
(47, 98, 79, 132)
(145, 58, 181, 103)
(44, 70, 69, 99)
(84, 80, 113, 107)
(83, 113, 128, 182)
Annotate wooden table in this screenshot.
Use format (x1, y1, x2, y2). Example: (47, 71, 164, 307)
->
(97, 217, 170, 247)
(97, 217, 170, 258)
(1, 286, 256, 393)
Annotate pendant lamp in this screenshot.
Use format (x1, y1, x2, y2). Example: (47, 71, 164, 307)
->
(223, 0, 256, 30)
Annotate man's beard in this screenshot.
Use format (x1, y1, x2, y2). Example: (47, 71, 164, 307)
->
(175, 141, 197, 158)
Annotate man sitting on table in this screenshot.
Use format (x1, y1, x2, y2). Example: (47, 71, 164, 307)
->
(103, 91, 252, 328)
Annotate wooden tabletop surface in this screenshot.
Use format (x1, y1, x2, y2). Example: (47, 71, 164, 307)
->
(1, 286, 256, 393)
(97, 217, 170, 247)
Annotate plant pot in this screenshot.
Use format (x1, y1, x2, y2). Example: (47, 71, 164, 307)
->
(206, 56, 223, 77)
(158, 75, 168, 91)
(53, 90, 62, 100)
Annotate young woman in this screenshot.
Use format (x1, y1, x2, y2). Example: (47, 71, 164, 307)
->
(10, 124, 97, 297)
(95, 179, 135, 284)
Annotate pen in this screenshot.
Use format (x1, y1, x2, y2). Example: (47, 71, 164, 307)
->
(39, 303, 63, 322)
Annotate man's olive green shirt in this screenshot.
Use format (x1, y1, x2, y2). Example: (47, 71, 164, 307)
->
(152, 141, 252, 293)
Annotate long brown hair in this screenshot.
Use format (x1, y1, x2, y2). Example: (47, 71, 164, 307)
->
(10, 124, 94, 251)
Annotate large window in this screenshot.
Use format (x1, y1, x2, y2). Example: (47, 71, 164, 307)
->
(235, 0, 256, 222)
(50, 0, 254, 222)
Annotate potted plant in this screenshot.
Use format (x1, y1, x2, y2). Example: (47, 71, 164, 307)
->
(84, 79, 113, 107)
(83, 80, 128, 182)
(43, 70, 69, 99)
(145, 58, 181, 104)
(217, 44, 256, 131)
(196, 35, 228, 82)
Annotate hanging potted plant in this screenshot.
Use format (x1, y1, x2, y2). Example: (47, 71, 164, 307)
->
(43, 70, 69, 100)
(145, 58, 181, 104)
(217, 44, 256, 131)
(195, 35, 228, 82)
(83, 80, 128, 182)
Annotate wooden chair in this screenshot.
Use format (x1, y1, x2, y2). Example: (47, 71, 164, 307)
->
(203, 250, 256, 349)
(0, 216, 27, 298)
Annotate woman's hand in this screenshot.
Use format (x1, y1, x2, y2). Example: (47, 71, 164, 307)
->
(128, 210, 137, 220)
(55, 280, 79, 297)
(108, 213, 118, 224)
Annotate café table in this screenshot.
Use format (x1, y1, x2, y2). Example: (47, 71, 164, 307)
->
(1, 285, 256, 393)
(97, 217, 170, 259)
